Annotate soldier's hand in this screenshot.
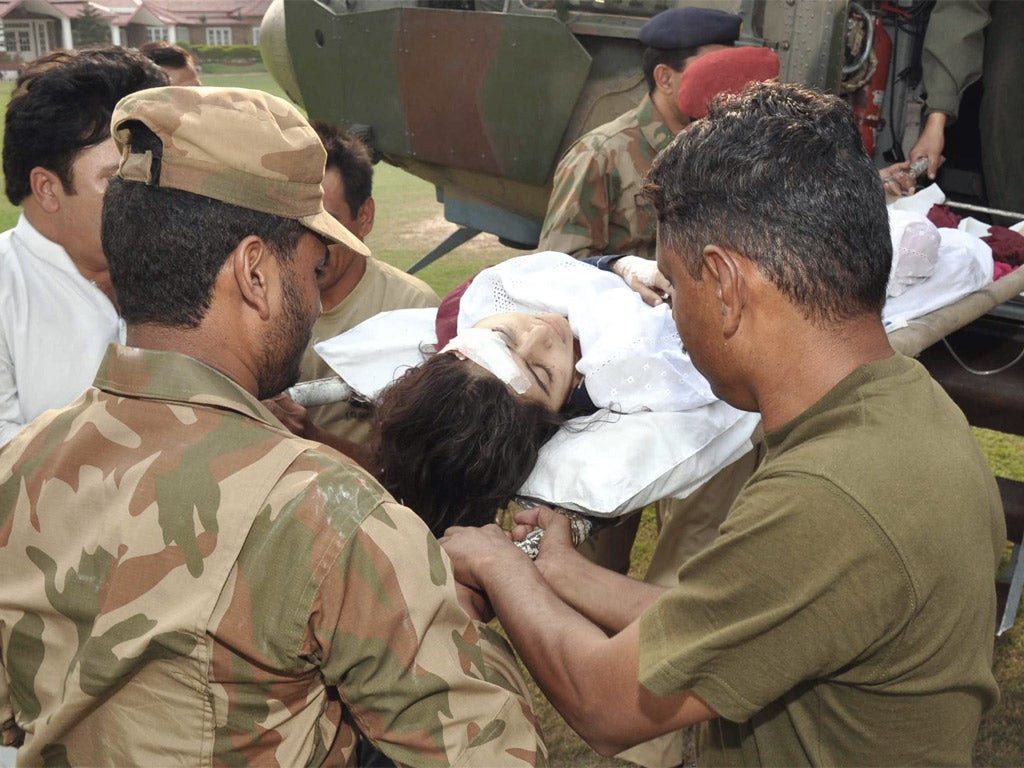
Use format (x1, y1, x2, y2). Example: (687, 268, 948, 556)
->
(611, 255, 671, 306)
(512, 505, 574, 552)
(511, 505, 584, 587)
(264, 392, 308, 437)
(511, 506, 594, 603)
(440, 523, 526, 594)
(909, 111, 947, 180)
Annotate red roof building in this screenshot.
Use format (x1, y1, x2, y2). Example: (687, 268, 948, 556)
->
(0, 0, 271, 62)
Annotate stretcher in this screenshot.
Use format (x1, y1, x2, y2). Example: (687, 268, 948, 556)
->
(300, 306, 762, 519)
(294, 191, 1017, 507)
(292, 265, 1022, 504)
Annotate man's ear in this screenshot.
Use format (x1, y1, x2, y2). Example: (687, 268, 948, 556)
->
(232, 235, 273, 321)
(652, 63, 678, 96)
(703, 245, 746, 338)
(355, 197, 375, 240)
(28, 167, 63, 214)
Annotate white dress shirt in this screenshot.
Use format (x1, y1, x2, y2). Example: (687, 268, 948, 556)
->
(0, 214, 124, 446)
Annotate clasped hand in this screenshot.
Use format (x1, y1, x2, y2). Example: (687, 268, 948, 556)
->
(440, 506, 577, 620)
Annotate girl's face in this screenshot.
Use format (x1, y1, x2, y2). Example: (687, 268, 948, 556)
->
(473, 312, 576, 411)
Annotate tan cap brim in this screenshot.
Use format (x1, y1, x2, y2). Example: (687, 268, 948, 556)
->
(300, 207, 371, 257)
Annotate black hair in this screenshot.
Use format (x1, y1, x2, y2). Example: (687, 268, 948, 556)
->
(371, 353, 565, 537)
(644, 81, 892, 323)
(101, 121, 305, 328)
(641, 45, 699, 93)
(139, 41, 194, 69)
(311, 121, 373, 219)
(4, 46, 168, 205)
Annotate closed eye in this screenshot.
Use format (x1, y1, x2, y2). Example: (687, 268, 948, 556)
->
(523, 360, 551, 396)
(496, 325, 551, 396)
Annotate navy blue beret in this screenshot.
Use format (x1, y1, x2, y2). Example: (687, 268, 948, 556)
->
(638, 7, 742, 50)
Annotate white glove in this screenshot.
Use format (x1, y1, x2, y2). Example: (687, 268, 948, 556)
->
(611, 255, 672, 306)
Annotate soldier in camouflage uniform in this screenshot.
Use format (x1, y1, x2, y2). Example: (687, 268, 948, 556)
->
(0, 87, 546, 767)
(538, 7, 742, 260)
(537, 95, 672, 261)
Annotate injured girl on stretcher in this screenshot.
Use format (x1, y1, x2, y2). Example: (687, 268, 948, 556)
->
(357, 250, 752, 537)
(318, 196, 1005, 540)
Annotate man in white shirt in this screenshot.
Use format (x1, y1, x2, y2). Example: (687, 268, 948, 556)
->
(0, 47, 167, 445)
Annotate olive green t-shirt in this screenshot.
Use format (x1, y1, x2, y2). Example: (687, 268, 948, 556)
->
(639, 353, 1004, 766)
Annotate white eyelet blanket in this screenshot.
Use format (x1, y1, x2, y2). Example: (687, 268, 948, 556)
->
(457, 251, 717, 413)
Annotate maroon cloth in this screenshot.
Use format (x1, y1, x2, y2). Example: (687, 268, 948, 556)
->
(676, 47, 780, 119)
(994, 261, 1019, 280)
(926, 204, 962, 229)
(434, 276, 474, 349)
(926, 203, 1024, 268)
(982, 225, 1024, 267)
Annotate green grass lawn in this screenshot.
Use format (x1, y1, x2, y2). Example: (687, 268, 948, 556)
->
(3, 66, 1023, 766)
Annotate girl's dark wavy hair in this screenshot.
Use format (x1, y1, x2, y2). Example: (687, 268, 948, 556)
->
(370, 352, 565, 536)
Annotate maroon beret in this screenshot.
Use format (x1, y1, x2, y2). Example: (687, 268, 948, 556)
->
(677, 47, 781, 119)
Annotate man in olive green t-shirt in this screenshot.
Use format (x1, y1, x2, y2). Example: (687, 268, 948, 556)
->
(440, 81, 1005, 766)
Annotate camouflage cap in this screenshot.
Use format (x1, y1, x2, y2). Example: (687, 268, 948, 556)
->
(111, 86, 370, 256)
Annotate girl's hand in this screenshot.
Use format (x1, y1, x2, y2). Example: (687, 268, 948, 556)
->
(611, 255, 672, 306)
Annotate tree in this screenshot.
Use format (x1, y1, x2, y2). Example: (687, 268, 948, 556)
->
(72, 2, 112, 47)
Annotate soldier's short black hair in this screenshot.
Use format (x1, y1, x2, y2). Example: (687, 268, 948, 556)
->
(3, 46, 168, 205)
(312, 121, 374, 219)
(645, 80, 892, 323)
(102, 123, 305, 328)
(641, 45, 698, 94)
(103, 180, 306, 328)
(139, 41, 194, 69)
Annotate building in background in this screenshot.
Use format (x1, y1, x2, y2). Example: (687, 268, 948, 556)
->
(0, 0, 271, 64)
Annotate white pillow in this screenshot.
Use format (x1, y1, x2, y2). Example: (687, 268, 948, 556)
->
(315, 308, 437, 399)
(518, 404, 759, 516)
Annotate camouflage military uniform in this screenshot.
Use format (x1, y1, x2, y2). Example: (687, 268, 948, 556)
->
(538, 94, 673, 260)
(0, 345, 546, 767)
(301, 257, 439, 444)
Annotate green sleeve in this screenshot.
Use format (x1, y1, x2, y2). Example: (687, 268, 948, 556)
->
(316, 499, 546, 766)
(1, 635, 24, 748)
(231, 452, 545, 766)
(921, 0, 991, 122)
(538, 140, 614, 258)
